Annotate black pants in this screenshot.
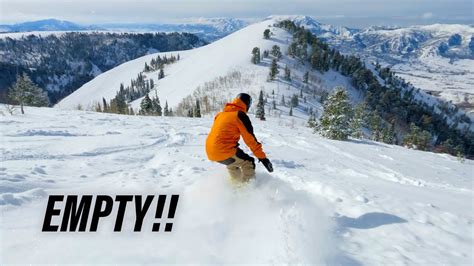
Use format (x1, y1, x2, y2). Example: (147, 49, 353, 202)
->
(218, 148, 255, 169)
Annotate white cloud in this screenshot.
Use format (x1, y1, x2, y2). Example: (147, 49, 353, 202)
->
(421, 12, 435, 19)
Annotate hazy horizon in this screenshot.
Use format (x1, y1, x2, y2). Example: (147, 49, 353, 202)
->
(1, 0, 472, 28)
(1, 15, 473, 29)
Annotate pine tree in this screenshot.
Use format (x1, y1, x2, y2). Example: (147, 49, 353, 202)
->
(255, 90, 266, 120)
(152, 93, 162, 116)
(269, 59, 279, 81)
(284, 65, 291, 81)
(307, 114, 318, 129)
(311, 52, 320, 70)
(303, 71, 309, 83)
(158, 68, 165, 79)
(403, 123, 420, 148)
(418, 130, 432, 151)
(102, 97, 108, 112)
(114, 93, 128, 114)
(263, 29, 271, 39)
(350, 103, 366, 139)
(318, 87, 353, 140)
(194, 99, 201, 118)
(8, 73, 49, 114)
(251, 47, 261, 64)
(290, 94, 299, 107)
(289, 106, 293, 116)
(163, 101, 169, 116)
(109, 99, 117, 113)
(271, 45, 282, 59)
(403, 123, 431, 150)
(369, 112, 383, 141)
(139, 93, 153, 115)
(381, 123, 395, 144)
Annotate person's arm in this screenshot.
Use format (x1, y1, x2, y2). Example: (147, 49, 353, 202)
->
(236, 111, 266, 159)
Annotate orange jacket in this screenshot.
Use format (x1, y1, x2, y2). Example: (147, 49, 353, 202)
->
(206, 98, 266, 161)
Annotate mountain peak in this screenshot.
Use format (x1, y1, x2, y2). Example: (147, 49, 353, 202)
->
(1, 18, 97, 32)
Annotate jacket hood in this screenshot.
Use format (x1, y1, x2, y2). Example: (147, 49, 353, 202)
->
(223, 98, 248, 113)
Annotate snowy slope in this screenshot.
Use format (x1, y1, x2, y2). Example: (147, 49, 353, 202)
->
(1, 106, 472, 264)
(56, 17, 357, 113)
(56, 18, 285, 110)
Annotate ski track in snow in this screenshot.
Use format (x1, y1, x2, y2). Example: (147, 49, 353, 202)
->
(1, 106, 473, 265)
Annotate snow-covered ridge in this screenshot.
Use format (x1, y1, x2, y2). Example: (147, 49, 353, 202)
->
(267, 15, 357, 39)
(57, 16, 363, 114)
(56, 18, 293, 110)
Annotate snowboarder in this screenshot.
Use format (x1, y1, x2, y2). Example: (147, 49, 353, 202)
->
(206, 93, 273, 182)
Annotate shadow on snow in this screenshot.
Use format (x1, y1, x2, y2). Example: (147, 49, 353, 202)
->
(336, 212, 407, 229)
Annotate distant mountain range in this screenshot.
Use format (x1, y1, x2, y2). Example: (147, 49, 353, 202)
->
(2, 16, 473, 111)
(284, 15, 474, 112)
(0, 18, 248, 42)
(0, 19, 100, 32)
(286, 15, 474, 61)
(4, 17, 472, 60)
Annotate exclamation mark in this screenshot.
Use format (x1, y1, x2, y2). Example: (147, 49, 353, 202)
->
(152, 195, 179, 232)
(152, 195, 166, 232)
(165, 195, 179, 232)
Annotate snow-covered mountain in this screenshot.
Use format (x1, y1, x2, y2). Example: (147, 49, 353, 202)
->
(0, 32, 205, 104)
(56, 18, 356, 112)
(0, 18, 248, 42)
(56, 16, 472, 135)
(280, 15, 358, 39)
(102, 18, 249, 41)
(351, 24, 474, 60)
(289, 15, 474, 61)
(0, 19, 100, 32)
(290, 16, 474, 113)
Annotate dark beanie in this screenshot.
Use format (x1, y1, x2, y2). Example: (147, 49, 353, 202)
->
(236, 93, 252, 110)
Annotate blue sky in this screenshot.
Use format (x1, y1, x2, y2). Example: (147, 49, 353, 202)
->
(1, 0, 473, 27)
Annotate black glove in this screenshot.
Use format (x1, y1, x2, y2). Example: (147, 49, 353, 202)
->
(259, 158, 274, 173)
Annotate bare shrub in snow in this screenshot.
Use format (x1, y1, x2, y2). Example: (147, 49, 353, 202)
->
(175, 71, 258, 117)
